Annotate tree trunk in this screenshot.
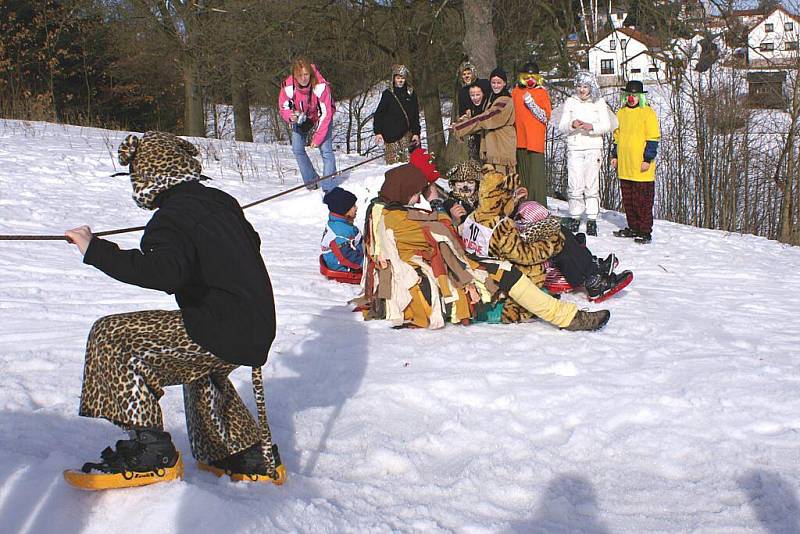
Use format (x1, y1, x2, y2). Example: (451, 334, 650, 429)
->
(416, 65, 446, 170)
(231, 57, 253, 142)
(462, 0, 497, 78)
(182, 60, 205, 137)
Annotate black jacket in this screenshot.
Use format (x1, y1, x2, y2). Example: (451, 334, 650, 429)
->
(84, 181, 276, 367)
(373, 86, 421, 143)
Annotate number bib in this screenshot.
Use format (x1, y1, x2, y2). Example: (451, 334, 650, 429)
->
(460, 215, 500, 259)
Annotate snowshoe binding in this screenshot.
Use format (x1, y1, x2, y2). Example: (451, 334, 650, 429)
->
(586, 270, 634, 303)
(613, 227, 638, 238)
(198, 443, 286, 485)
(63, 428, 183, 491)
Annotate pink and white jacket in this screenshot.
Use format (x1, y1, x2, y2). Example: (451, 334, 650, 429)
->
(278, 64, 335, 146)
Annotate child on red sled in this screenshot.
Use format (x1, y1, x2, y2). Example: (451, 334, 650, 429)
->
(320, 187, 364, 281)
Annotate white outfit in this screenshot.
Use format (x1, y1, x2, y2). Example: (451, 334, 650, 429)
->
(557, 96, 618, 219)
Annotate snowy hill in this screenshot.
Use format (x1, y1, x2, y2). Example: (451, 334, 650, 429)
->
(1, 119, 800, 533)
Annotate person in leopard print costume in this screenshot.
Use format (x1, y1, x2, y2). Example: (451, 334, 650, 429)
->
(63, 131, 285, 490)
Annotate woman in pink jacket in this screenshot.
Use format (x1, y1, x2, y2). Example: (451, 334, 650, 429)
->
(279, 57, 337, 192)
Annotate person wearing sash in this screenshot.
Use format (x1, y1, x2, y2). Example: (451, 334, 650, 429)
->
(373, 64, 421, 165)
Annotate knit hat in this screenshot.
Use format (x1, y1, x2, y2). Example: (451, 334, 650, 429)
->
(379, 164, 429, 204)
(573, 70, 601, 101)
(392, 64, 410, 78)
(323, 187, 357, 216)
(409, 147, 440, 183)
(489, 67, 507, 83)
(516, 201, 550, 223)
(520, 61, 540, 74)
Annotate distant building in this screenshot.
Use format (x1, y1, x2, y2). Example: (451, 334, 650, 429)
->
(747, 6, 800, 68)
(588, 28, 666, 87)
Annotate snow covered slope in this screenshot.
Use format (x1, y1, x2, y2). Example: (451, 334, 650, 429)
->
(1, 120, 799, 533)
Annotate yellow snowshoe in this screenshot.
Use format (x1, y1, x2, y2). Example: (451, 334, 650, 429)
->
(63, 429, 183, 491)
(198, 443, 286, 485)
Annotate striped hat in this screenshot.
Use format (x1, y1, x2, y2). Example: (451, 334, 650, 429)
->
(516, 201, 550, 223)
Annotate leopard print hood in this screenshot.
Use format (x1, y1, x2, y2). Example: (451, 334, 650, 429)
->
(472, 166, 521, 225)
(118, 131, 203, 210)
(446, 160, 482, 207)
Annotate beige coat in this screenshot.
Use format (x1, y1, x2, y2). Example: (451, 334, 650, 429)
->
(452, 95, 516, 166)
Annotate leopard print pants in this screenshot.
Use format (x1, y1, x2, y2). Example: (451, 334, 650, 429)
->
(79, 310, 261, 463)
(384, 132, 412, 165)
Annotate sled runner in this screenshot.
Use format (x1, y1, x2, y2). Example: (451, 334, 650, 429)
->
(319, 255, 362, 284)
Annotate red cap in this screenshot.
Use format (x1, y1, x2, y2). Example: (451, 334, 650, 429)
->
(409, 147, 440, 184)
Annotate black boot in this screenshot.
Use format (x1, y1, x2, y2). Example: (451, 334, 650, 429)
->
(201, 443, 286, 484)
(561, 217, 580, 233)
(585, 270, 634, 303)
(586, 219, 597, 236)
(593, 253, 619, 277)
(81, 428, 179, 474)
(634, 232, 652, 244)
(65, 428, 183, 490)
(613, 227, 638, 238)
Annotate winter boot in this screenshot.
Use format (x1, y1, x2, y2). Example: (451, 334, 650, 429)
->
(593, 253, 619, 278)
(561, 217, 580, 234)
(585, 270, 634, 303)
(198, 443, 286, 484)
(562, 309, 611, 331)
(586, 219, 598, 236)
(63, 428, 183, 491)
(613, 227, 639, 238)
(634, 232, 652, 244)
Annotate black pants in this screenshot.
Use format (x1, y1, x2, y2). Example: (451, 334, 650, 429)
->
(551, 230, 598, 287)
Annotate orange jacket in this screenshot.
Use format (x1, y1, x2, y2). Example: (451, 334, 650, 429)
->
(512, 86, 551, 153)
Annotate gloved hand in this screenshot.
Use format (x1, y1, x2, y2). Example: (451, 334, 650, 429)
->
(523, 92, 534, 105)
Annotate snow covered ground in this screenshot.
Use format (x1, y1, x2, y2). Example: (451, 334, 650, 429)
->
(1, 119, 800, 533)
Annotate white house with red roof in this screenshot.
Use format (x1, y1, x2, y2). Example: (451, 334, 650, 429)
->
(747, 6, 800, 68)
(588, 27, 666, 87)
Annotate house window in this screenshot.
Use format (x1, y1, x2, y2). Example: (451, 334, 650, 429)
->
(787, 40, 799, 50)
(765, 23, 774, 32)
(621, 38, 628, 48)
(762, 41, 775, 51)
(649, 67, 659, 72)
(610, 40, 617, 50)
(601, 59, 615, 74)
(631, 68, 641, 73)
(786, 22, 794, 31)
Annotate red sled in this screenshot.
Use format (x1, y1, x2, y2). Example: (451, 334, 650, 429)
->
(543, 261, 633, 303)
(543, 261, 574, 294)
(319, 255, 362, 284)
(587, 271, 633, 303)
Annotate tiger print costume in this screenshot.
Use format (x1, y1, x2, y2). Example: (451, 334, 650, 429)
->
(467, 167, 565, 323)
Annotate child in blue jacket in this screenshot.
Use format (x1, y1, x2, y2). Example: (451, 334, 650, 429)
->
(321, 187, 363, 272)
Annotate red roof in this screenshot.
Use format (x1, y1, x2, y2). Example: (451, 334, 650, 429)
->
(591, 27, 662, 50)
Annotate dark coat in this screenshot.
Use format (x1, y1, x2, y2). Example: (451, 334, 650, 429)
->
(373, 86, 421, 143)
(83, 180, 276, 367)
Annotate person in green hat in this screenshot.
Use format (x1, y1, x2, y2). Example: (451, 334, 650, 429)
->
(610, 80, 660, 244)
